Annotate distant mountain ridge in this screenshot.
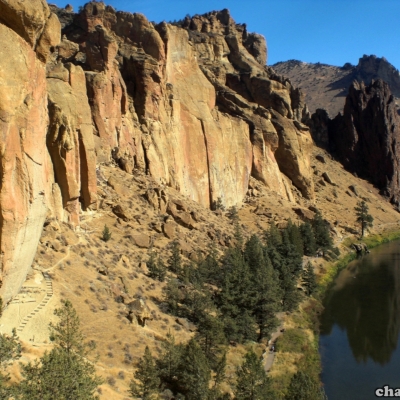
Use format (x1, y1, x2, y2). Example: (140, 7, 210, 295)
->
(272, 55, 400, 117)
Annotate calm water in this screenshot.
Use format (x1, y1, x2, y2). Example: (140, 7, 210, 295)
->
(320, 240, 400, 400)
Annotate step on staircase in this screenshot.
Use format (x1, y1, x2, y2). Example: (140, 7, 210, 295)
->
(17, 272, 53, 333)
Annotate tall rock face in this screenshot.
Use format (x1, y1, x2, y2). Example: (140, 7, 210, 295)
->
(59, 4, 314, 205)
(0, 1, 97, 303)
(0, 3, 53, 303)
(323, 79, 400, 204)
(0, 2, 315, 303)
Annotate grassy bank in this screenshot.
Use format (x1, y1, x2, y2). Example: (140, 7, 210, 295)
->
(269, 228, 400, 399)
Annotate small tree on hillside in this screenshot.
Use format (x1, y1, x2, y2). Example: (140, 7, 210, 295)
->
(129, 346, 160, 400)
(19, 300, 102, 399)
(234, 349, 269, 400)
(102, 224, 111, 242)
(302, 262, 317, 296)
(355, 200, 373, 237)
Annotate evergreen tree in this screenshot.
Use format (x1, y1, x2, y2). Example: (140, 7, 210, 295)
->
(218, 248, 256, 342)
(129, 346, 160, 400)
(163, 278, 181, 315)
(299, 222, 317, 256)
(265, 223, 282, 248)
(234, 350, 269, 400)
(196, 313, 226, 369)
(168, 240, 182, 274)
(198, 241, 220, 285)
(19, 349, 101, 400)
(147, 251, 167, 282)
(285, 370, 326, 400)
(102, 224, 111, 242)
(244, 235, 280, 341)
(157, 333, 181, 388)
(18, 300, 102, 400)
(147, 250, 159, 280)
(286, 220, 304, 257)
(355, 200, 374, 237)
(176, 339, 210, 400)
(156, 257, 167, 282)
(229, 206, 243, 249)
(0, 322, 21, 398)
(302, 262, 317, 296)
(311, 212, 332, 250)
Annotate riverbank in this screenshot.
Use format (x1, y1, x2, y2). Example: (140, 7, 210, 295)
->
(268, 227, 400, 399)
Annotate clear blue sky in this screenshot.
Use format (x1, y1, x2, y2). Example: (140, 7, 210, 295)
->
(50, 0, 400, 69)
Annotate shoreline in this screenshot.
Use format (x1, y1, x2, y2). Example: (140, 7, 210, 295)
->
(268, 227, 400, 398)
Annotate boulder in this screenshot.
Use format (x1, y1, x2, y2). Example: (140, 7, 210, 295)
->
(127, 298, 152, 326)
(112, 204, 133, 221)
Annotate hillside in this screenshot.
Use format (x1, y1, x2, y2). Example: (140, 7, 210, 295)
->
(1, 1, 400, 398)
(272, 55, 400, 117)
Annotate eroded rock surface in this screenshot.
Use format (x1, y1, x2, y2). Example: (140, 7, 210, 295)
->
(0, 2, 315, 302)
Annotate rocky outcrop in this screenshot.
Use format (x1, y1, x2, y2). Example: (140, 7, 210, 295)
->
(315, 80, 400, 204)
(61, 5, 314, 205)
(272, 55, 400, 117)
(0, 13, 51, 304)
(0, 2, 316, 303)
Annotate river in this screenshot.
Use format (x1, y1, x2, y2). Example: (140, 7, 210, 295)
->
(320, 240, 400, 400)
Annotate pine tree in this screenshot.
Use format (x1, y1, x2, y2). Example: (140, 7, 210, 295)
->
(147, 251, 167, 282)
(218, 248, 257, 342)
(168, 240, 182, 274)
(18, 300, 102, 399)
(234, 350, 269, 400)
(196, 313, 227, 369)
(176, 339, 210, 400)
(299, 222, 317, 256)
(302, 262, 317, 296)
(157, 333, 181, 388)
(147, 250, 159, 280)
(102, 224, 111, 242)
(285, 370, 326, 400)
(129, 346, 160, 400)
(265, 223, 282, 248)
(355, 200, 374, 237)
(229, 206, 243, 249)
(163, 278, 181, 315)
(286, 220, 304, 256)
(0, 323, 21, 398)
(244, 235, 280, 341)
(312, 212, 332, 250)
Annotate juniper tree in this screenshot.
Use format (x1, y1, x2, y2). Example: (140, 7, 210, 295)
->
(234, 350, 269, 400)
(355, 200, 374, 237)
(129, 346, 160, 400)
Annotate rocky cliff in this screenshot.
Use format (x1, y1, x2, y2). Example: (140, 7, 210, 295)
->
(312, 79, 400, 205)
(0, 1, 315, 303)
(272, 55, 400, 117)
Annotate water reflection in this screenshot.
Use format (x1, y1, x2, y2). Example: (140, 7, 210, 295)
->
(320, 244, 400, 365)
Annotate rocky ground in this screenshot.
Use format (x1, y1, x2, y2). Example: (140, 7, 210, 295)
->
(2, 145, 399, 398)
